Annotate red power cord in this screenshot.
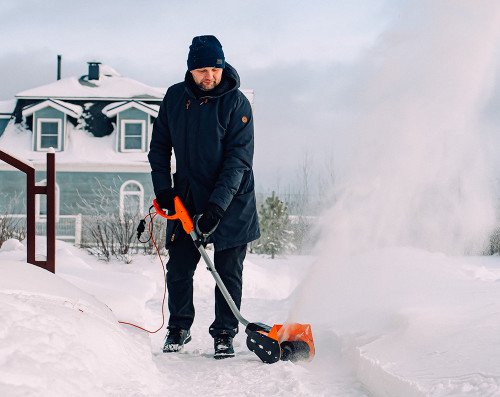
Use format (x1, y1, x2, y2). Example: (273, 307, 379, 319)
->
(118, 212, 167, 334)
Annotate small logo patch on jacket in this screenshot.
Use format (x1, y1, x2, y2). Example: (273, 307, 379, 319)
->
(242, 116, 248, 123)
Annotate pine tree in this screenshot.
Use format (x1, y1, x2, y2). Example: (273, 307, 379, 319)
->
(255, 191, 294, 258)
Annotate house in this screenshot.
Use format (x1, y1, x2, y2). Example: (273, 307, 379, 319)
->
(0, 99, 15, 135)
(0, 61, 255, 245)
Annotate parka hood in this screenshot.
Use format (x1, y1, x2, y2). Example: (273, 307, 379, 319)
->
(184, 62, 240, 99)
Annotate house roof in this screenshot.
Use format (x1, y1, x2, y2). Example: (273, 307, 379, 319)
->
(0, 99, 16, 116)
(102, 101, 160, 118)
(22, 99, 83, 119)
(0, 121, 155, 172)
(16, 66, 165, 101)
(241, 89, 254, 105)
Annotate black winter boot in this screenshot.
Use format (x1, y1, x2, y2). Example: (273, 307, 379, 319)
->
(214, 334, 234, 359)
(163, 327, 191, 353)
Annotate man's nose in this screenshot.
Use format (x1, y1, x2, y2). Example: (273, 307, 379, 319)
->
(205, 71, 214, 79)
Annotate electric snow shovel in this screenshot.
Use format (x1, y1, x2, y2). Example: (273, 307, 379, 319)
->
(153, 196, 315, 364)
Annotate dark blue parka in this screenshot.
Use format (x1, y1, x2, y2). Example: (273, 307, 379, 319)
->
(148, 63, 260, 251)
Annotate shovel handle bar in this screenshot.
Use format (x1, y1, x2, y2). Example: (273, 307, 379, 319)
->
(153, 197, 194, 234)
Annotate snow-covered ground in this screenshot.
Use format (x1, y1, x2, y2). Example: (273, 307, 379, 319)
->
(2, 238, 500, 396)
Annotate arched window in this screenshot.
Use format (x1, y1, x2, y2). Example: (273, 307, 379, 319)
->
(35, 180, 60, 221)
(119, 180, 144, 220)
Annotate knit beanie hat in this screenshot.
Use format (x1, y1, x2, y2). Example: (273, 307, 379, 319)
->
(187, 35, 225, 71)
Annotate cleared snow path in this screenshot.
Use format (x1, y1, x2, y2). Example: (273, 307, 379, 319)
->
(144, 252, 371, 397)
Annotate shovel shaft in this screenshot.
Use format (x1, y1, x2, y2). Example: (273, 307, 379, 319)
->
(190, 231, 249, 327)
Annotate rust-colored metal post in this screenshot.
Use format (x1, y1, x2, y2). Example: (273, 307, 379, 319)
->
(46, 151, 56, 272)
(0, 149, 56, 273)
(26, 167, 36, 265)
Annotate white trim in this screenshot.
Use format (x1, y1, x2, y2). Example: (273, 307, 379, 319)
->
(148, 115, 154, 147)
(103, 100, 159, 118)
(0, 115, 12, 119)
(36, 118, 63, 151)
(22, 99, 82, 118)
(17, 96, 163, 102)
(120, 119, 146, 152)
(102, 101, 126, 116)
(0, 162, 154, 172)
(119, 180, 144, 221)
(35, 180, 60, 222)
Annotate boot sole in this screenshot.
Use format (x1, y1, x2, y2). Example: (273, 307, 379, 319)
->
(214, 351, 235, 359)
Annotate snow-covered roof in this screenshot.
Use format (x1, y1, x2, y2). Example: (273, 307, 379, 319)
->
(241, 89, 254, 105)
(0, 99, 16, 116)
(16, 66, 165, 101)
(0, 121, 154, 172)
(22, 99, 83, 119)
(102, 101, 160, 118)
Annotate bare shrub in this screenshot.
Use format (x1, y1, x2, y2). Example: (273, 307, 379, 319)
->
(0, 194, 27, 247)
(75, 178, 165, 262)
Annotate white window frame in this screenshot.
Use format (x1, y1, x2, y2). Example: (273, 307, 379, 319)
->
(119, 180, 144, 221)
(35, 180, 60, 222)
(120, 119, 146, 152)
(36, 117, 63, 151)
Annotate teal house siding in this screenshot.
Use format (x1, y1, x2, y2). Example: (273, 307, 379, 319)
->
(0, 170, 26, 213)
(33, 106, 66, 151)
(0, 118, 10, 136)
(0, 170, 154, 216)
(55, 171, 155, 214)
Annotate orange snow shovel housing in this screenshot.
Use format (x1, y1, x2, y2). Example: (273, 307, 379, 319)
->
(153, 196, 315, 363)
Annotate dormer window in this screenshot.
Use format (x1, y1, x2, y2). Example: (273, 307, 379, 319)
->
(102, 100, 159, 153)
(121, 120, 146, 152)
(37, 118, 62, 150)
(21, 99, 82, 152)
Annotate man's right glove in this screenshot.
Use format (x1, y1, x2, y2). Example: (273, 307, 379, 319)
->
(195, 202, 225, 239)
(155, 188, 175, 212)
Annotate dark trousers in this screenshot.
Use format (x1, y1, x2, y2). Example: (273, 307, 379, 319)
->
(166, 229, 246, 338)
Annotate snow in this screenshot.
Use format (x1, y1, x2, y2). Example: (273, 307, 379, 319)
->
(102, 101, 159, 118)
(22, 99, 83, 118)
(0, 122, 151, 169)
(1, 237, 500, 396)
(0, 258, 162, 396)
(16, 73, 165, 100)
(3, 3, 500, 395)
(99, 64, 121, 78)
(0, 99, 16, 115)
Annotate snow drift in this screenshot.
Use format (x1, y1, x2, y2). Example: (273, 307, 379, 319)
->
(0, 261, 162, 396)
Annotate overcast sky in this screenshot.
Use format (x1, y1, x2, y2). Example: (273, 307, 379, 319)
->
(0, 1, 401, 192)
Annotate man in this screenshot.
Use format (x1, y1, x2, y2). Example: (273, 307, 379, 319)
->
(148, 35, 260, 359)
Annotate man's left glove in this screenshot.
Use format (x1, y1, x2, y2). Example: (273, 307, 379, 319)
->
(155, 188, 175, 212)
(195, 203, 225, 239)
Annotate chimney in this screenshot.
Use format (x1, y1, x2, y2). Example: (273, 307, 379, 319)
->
(88, 61, 101, 80)
(57, 55, 62, 80)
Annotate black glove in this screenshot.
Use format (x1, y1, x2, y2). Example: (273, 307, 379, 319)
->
(155, 188, 175, 212)
(195, 203, 225, 238)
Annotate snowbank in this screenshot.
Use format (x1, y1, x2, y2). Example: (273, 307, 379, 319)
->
(0, 261, 162, 396)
